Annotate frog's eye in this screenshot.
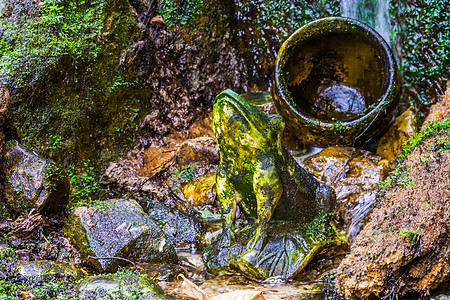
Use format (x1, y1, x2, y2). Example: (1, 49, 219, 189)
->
(268, 115, 285, 131)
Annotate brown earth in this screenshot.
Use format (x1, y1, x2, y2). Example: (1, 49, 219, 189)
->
(336, 124, 450, 298)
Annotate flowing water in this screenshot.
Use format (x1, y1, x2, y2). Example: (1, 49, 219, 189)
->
(340, 0, 391, 43)
(160, 251, 342, 300)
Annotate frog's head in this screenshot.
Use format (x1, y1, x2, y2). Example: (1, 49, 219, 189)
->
(212, 89, 285, 150)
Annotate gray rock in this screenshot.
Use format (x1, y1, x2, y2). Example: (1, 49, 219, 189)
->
(143, 200, 205, 249)
(5, 141, 70, 215)
(76, 271, 178, 299)
(64, 199, 178, 273)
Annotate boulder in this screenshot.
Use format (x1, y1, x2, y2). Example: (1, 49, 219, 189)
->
(64, 199, 177, 273)
(143, 200, 205, 249)
(302, 147, 393, 240)
(76, 271, 178, 299)
(336, 119, 450, 298)
(4, 141, 70, 215)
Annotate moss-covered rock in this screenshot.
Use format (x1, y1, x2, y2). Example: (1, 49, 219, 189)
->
(0, 0, 142, 172)
(4, 141, 70, 215)
(16, 260, 83, 281)
(64, 199, 177, 273)
(75, 271, 178, 299)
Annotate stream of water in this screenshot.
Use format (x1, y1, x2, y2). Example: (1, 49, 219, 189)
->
(340, 0, 391, 42)
(160, 251, 342, 300)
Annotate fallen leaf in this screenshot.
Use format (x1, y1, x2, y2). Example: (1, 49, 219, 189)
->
(179, 275, 266, 300)
(179, 274, 212, 300)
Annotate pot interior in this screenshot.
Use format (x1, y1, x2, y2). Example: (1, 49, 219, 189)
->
(285, 32, 388, 122)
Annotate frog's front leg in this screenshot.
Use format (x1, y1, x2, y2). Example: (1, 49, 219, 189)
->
(216, 168, 238, 248)
(246, 161, 282, 253)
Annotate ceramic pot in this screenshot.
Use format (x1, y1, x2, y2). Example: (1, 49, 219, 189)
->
(272, 17, 400, 146)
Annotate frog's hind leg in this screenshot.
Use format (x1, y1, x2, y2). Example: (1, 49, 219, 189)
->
(244, 162, 282, 255)
(216, 168, 239, 247)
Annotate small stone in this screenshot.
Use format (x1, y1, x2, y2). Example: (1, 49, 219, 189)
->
(137, 263, 187, 281)
(174, 137, 219, 167)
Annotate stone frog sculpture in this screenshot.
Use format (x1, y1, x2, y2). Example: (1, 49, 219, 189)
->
(207, 89, 341, 279)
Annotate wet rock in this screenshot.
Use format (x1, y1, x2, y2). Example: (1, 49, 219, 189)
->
(376, 106, 419, 160)
(16, 260, 83, 281)
(76, 271, 177, 299)
(105, 116, 216, 198)
(174, 137, 219, 167)
(336, 120, 450, 298)
(182, 173, 216, 208)
(104, 148, 149, 194)
(302, 147, 393, 240)
(105, 116, 219, 218)
(64, 199, 177, 273)
(141, 200, 205, 249)
(4, 141, 70, 215)
(137, 263, 188, 281)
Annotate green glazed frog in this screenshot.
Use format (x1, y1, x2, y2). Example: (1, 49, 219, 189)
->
(212, 89, 336, 256)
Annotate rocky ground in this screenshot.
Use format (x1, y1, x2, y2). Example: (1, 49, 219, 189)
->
(336, 89, 450, 299)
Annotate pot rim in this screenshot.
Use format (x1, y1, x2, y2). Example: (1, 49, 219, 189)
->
(273, 16, 398, 131)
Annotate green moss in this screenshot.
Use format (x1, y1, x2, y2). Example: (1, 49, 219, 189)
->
(157, 0, 204, 27)
(378, 119, 450, 194)
(390, 0, 450, 104)
(0, 278, 75, 299)
(399, 118, 450, 161)
(400, 228, 423, 246)
(0, 0, 107, 89)
(68, 160, 106, 208)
